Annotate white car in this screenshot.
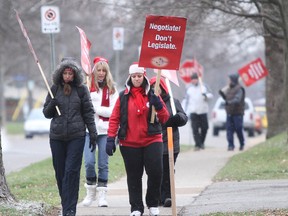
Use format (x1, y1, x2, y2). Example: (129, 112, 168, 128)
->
(211, 97, 255, 137)
(24, 108, 51, 139)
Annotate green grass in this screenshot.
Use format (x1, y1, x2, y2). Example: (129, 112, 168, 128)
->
(3, 132, 288, 215)
(206, 132, 288, 216)
(6, 148, 125, 207)
(213, 132, 288, 181)
(5, 122, 24, 134)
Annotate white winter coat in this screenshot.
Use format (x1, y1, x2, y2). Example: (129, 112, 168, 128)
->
(183, 83, 213, 115)
(90, 88, 118, 135)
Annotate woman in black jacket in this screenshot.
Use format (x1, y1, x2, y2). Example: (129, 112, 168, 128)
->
(150, 76, 188, 207)
(43, 57, 97, 216)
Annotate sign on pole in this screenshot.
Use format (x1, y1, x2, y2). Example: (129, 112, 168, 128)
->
(238, 58, 268, 86)
(41, 6, 60, 34)
(139, 15, 187, 70)
(113, 27, 124, 50)
(179, 59, 204, 84)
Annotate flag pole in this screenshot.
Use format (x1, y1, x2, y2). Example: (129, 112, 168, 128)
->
(150, 69, 161, 123)
(14, 10, 61, 116)
(193, 56, 204, 93)
(165, 77, 177, 216)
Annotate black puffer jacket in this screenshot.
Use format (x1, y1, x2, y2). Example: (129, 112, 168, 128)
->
(43, 57, 96, 141)
(161, 94, 188, 154)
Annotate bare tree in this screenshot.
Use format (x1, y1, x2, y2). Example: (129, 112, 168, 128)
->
(200, 0, 288, 138)
(0, 0, 17, 204)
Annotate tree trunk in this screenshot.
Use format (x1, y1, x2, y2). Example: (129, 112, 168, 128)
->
(0, 129, 16, 203)
(281, 0, 288, 143)
(263, 0, 288, 138)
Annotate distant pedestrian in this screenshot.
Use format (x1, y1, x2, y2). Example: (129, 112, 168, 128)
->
(106, 63, 170, 216)
(43, 57, 97, 216)
(219, 73, 245, 151)
(82, 57, 118, 207)
(183, 73, 213, 150)
(150, 76, 188, 207)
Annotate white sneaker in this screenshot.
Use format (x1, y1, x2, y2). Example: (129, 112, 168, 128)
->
(82, 183, 97, 206)
(97, 187, 108, 207)
(149, 207, 159, 216)
(130, 210, 142, 216)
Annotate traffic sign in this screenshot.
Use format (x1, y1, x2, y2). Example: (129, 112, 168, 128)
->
(113, 27, 124, 50)
(179, 59, 203, 83)
(41, 6, 60, 34)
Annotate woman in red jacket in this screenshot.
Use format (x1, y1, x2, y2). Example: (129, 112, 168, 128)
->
(106, 63, 169, 216)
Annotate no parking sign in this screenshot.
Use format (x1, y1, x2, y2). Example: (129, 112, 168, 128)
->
(41, 6, 60, 34)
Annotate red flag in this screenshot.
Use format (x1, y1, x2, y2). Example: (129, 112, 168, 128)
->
(153, 69, 179, 86)
(238, 58, 268, 86)
(76, 26, 92, 75)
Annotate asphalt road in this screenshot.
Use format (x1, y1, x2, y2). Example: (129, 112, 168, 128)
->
(2, 128, 51, 174)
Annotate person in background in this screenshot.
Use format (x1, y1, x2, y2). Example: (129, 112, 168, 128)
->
(43, 57, 97, 216)
(183, 73, 213, 151)
(150, 77, 188, 207)
(82, 56, 118, 207)
(106, 63, 170, 216)
(219, 73, 245, 151)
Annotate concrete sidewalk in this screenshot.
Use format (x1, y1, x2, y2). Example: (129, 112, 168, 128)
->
(76, 130, 266, 216)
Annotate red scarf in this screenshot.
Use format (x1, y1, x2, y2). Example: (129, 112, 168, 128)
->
(130, 87, 147, 115)
(99, 86, 110, 121)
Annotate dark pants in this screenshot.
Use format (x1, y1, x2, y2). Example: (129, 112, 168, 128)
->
(190, 113, 209, 148)
(161, 153, 178, 204)
(120, 142, 163, 214)
(226, 114, 245, 149)
(50, 137, 85, 216)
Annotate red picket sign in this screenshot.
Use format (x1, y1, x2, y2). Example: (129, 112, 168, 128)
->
(238, 58, 268, 86)
(139, 15, 187, 70)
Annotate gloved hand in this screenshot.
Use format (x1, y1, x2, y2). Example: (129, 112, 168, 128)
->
(44, 98, 60, 117)
(89, 132, 97, 152)
(166, 113, 181, 126)
(202, 93, 207, 100)
(150, 93, 163, 111)
(50, 98, 59, 107)
(106, 137, 116, 156)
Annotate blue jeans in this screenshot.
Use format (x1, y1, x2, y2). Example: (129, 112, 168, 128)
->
(83, 133, 108, 185)
(226, 114, 245, 149)
(50, 136, 85, 216)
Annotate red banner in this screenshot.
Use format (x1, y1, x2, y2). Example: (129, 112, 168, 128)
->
(139, 15, 187, 70)
(179, 59, 204, 83)
(238, 58, 268, 86)
(76, 26, 92, 75)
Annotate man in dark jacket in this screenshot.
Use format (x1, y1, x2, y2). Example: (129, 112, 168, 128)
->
(150, 77, 188, 207)
(219, 73, 245, 151)
(43, 57, 97, 216)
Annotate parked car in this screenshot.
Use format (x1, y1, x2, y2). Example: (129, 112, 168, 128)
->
(211, 97, 255, 137)
(253, 104, 268, 134)
(24, 108, 51, 139)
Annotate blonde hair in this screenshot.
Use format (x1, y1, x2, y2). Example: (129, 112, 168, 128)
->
(92, 61, 116, 94)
